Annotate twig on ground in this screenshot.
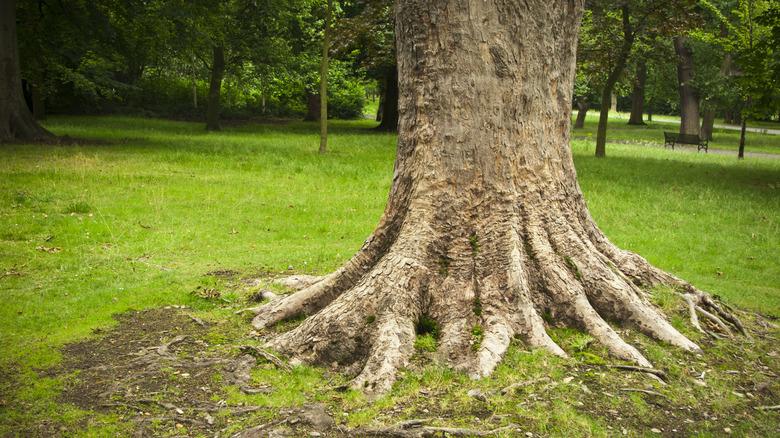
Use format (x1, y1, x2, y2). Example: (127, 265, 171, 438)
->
(359, 418, 516, 437)
(239, 345, 291, 371)
(499, 377, 549, 395)
(620, 388, 668, 399)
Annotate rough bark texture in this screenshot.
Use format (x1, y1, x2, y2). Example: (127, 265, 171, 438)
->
(0, 0, 52, 142)
(574, 98, 588, 129)
(252, 0, 742, 395)
(628, 59, 646, 125)
(376, 65, 399, 131)
(674, 37, 700, 137)
(206, 45, 225, 131)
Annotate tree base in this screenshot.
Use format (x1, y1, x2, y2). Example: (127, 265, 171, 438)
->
(250, 196, 744, 394)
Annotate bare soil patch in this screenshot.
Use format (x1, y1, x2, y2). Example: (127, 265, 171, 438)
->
(55, 307, 284, 437)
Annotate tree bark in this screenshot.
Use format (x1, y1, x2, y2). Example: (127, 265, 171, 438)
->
(206, 45, 225, 131)
(738, 117, 746, 159)
(0, 0, 52, 142)
(319, 0, 331, 154)
(376, 64, 399, 131)
(700, 109, 715, 141)
(251, 0, 742, 395)
(574, 98, 588, 129)
(304, 92, 320, 121)
(674, 37, 700, 137)
(627, 59, 646, 125)
(595, 4, 634, 157)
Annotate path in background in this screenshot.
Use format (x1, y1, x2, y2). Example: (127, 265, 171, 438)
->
(607, 111, 780, 135)
(573, 135, 780, 160)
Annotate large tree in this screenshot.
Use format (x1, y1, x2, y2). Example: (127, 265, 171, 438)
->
(1, 0, 52, 142)
(674, 36, 701, 136)
(250, 0, 743, 394)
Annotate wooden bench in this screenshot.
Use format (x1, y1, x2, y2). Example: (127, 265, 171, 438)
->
(664, 132, 708, 152)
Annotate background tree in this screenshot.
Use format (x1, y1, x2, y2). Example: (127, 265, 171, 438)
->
(249, 0, 742, 395)
(335, 0, 397, 131)
(674, 36, 702, 136)
(319, 0, 332, 153)
(1, 0, 52, 142)
(582, 0, 696, 157)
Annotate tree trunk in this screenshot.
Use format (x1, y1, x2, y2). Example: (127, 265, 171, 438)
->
(376, 85, 384, 122)
(674, 37, 700, 137)
(319, 0, 331, 154)
(595, 4, 634, 157)
(627, 59, 646, 125)
(304, 92, 320, 121)
(206, 45, 225, 131)
(251, 0, 742, 395)
(31, 82, 45, 120)
(0, 0, 52, 142)
(574, 98, 588, 129)
(611, 93, 618, 113)
(700, 109, 715, 141)
(192, 80, 198, 109)
(647, 107, 653, 122)
(738, 118, 746, 159)
(376, 64, 399, 131)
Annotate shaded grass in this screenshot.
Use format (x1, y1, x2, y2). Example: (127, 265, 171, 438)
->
(0, 115, 778, 436)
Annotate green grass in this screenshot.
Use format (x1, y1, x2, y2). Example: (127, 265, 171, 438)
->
(573, 111, 780, 154)
(1, 115, 779, 436)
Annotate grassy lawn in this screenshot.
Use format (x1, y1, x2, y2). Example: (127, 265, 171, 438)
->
(1, 116, 778, 436)
(573, 111, 780, 155)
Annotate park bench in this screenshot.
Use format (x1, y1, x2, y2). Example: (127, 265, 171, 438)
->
(663, 131, 708, 152)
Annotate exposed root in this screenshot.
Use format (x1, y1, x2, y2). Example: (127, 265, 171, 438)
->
(352, 313, 417, 394)
(248, 195, 745, 394)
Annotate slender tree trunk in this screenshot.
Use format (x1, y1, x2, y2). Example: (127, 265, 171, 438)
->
(0, 0, 52, 142)
(611, 93, 618, 113)
(647, 107, 653, 122)
(376, 89, 384, 122)
(192, 80, 198, 109)
(627, 59, 646, 125)
(674, 37, 700, 137)
(250, 0, 740, 396)
(738, 118, 746, 159)
(376, 65, 399, 131)
(206, 45, 225, 131)
(574, 98, 588, 129)
(595, 4, 634, 157)
(319, 0, 331, 154)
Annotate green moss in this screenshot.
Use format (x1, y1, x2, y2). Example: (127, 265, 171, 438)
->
(471, 325, 484, 351)
(468, 233, 480, 254)
(564, 255, 582, 281)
